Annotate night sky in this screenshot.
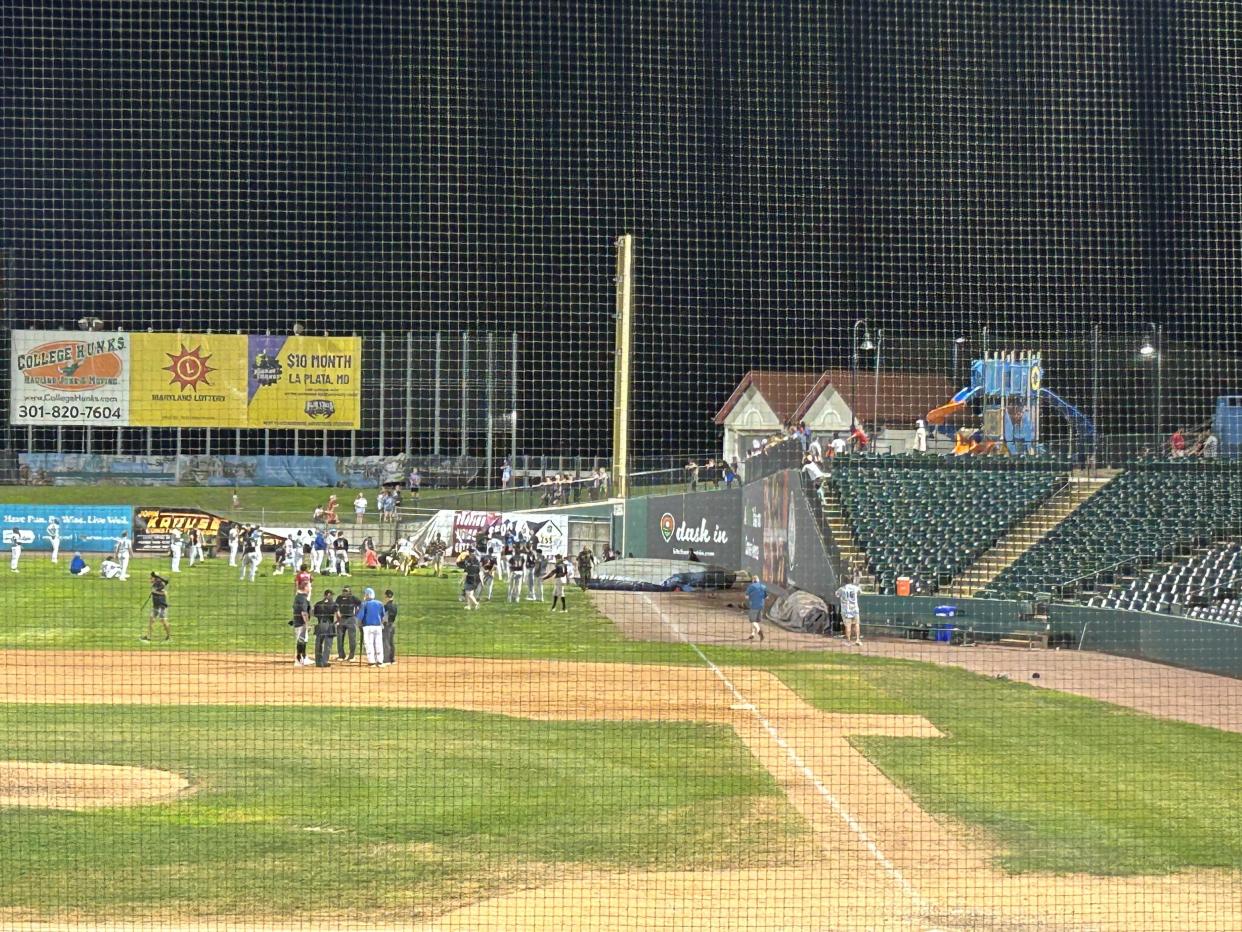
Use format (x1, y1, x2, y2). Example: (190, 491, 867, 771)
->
(4, 2, 1242, 461)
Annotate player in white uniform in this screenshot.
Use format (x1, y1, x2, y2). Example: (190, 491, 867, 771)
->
(239, 537, 262, 582)
(45, 518, 61, 563)
(187, 528, 205, 567)
(170, 529, 183, 573)
(836, 579, 863, 646)
(115, 532, 133, 580)
(487, 534, 506, 580)
(227, 524, 240, 566)
(8, 527, 22, 573)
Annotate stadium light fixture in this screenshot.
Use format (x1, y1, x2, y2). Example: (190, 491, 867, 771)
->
(292, 322, 306, 336)
(77, 316, 104, 332)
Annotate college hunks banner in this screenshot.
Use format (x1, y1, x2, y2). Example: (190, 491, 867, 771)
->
(10, 330, 131, 426)
(10, 330, 361, 430)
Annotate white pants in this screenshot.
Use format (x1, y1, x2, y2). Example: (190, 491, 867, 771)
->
(228, 542, 239, 566)
(119, 553, 131, 579)
(240, 553, 260, 581)
(9, 545, 20, 571)
(363, 625, 384, 665)
(311, 549, 326, 573)
(188, 544, 203, 566)
(49, 538, 60, 563)
(170, 548, 182, 572)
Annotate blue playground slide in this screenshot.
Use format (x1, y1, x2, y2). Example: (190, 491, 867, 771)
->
(1039, 388, 1096, 442)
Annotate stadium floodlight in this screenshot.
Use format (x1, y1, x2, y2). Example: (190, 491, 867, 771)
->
(77, 316, 104, 332)
(1138, 340, 1156, 358)
(292, 322, 306, 336)
(850, 319, 873, 431)
(1138, 321, 1163, 443)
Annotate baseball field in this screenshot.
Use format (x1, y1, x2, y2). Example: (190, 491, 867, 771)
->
(1, 538, 1241, 931)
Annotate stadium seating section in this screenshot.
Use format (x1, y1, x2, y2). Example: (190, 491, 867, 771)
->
(827, 456, 1061, 595)
(1088, 542, 1242, 623)
(984, 461, 1242, 601)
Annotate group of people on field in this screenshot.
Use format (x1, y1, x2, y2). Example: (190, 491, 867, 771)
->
(289, 571, 398, 668)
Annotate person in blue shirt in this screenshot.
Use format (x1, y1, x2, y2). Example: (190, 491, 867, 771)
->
(356, 587, 388, 667)
(745, 577, 768, 642)
(312, 529, 329, 574)
(68, 552, 90, 576)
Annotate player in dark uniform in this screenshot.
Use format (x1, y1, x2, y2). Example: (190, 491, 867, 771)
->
(291, 582, 311, 666)
(332, 531, 351, 577)
(312, 589, 338, 668)
(334, 586, 362, 661)
(382, 589, 398, 664)
(544, 556, 570, 613)
(140, 572, 171, 641)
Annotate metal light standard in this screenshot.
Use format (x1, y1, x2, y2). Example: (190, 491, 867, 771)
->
(1138, 321, 1163, 450)
(871, 328, 884, 447)
(850, 319, 873, 432)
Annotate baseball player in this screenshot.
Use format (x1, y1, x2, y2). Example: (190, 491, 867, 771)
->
(332, 531, 351, 576)
(427, 533, 447, 577)
(140, 572, 171, 642)
(311, 528, 328, 574)
(291, 581, 312, 666)
(480, 552, 497, 600)
(227, 523, 240, 566)
(506, 548, 525, 602)
(544, 555, 570, 612)
(187, 527, 204, 567)
(45, 517, 61, 564)
(460, 549, 481, 610)
(357, 587, 387, 666)
(169, 529, 184, 573)
(9, 527, 22, 573)
(115, 532, 132, 580)
(239, 534, 262, 582)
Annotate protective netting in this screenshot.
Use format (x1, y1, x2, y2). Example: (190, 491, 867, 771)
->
(1, 2, 1240, 930)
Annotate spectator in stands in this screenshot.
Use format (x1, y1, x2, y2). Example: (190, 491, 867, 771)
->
(1200, 431, 1220, 458)
(830, 434, 847, 458)
(798, 421, 811, 452)
(324, 494, 340, 524)
(730, 458, 741, 483)
(801, 454, 826, 485)
(914, 419, 928, 453)
(353, 492, 367, 525)
(382, 492, 398, 523)
(1170, 428, 1187, 457)
(501, 459, 513, 489)
(408, 468, 422, 500)
(807, 434, 823, 463)
(685, 460, 700, 491)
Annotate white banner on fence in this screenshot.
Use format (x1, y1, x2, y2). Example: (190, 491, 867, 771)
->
(10, 330, 131, 426)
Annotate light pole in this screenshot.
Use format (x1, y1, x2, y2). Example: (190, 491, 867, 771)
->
(850, 319, 873, 432)
(871, 328, 884, 445)
(952, 334, 966, 381)
(1138, 321, 1163, 449)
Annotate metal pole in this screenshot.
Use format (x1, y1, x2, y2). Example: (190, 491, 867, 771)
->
(510, 331, 518, 464)
(404, 330, 414, 455)
(850, 319, 866, 432)
(611, 233, 635, 499)
(872, 329, 883, 446)
(1155, 324, 1164, 447)
(236, 328, 243, 457)
(1091, 325, 1100, 459)
(263, 330, 271, 456)
(485, 332, 494, 486)
(433, 331, 442, 456)
(982, 325, 989, 359)
(460, 332, 470, 458)
(349, 331, 358, 459)
(378, 330, 387, 457)
(56, 425, 63, 454)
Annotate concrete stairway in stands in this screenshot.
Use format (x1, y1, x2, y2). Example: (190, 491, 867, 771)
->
(816, 482, 878, 592)
(942, 471, 1118, 598)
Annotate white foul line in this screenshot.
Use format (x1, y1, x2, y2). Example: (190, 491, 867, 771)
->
(639, 592, 928, 909)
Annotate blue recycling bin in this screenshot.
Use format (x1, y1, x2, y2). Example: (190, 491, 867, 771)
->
(933, 623, 956, 643)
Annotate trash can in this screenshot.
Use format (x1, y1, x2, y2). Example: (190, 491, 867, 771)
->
(933, 623, 956, 643)
(895, 576, 912, 596)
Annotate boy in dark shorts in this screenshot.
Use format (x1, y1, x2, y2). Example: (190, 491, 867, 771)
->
(140, 572, 171, 642)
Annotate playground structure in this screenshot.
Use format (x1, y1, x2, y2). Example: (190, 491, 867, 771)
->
(927, 351, 1095, 456)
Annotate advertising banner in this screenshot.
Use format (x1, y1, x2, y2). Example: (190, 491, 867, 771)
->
(132, 506, 226, 554)
(741, 470, 791, 591)
(1, 504, 134, 553)
(452, 511, 502, 552)
(129, 332, 248, 427)
(246, 335, 361, 429)
(643, 488, 741, 565)
(18, 453, 179, 486)
(9, 330, 130, 426)
(11, 331, 362, 429)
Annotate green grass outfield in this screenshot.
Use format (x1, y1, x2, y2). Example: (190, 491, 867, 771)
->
(1, 551, 1241, 919)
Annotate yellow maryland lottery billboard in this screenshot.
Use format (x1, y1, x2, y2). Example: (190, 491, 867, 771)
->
(245, 335, 361, 429)
(129, 333, 248, 427)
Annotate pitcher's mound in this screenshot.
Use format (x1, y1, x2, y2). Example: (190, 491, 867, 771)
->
(0, 762, 192, 810)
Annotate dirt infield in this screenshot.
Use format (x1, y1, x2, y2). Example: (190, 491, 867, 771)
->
(595, 589, 1242, 734)
(0, 762, 192, 810)
(1, 647, 1238, 930)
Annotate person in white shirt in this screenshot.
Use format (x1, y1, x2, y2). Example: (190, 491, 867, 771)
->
(353, 493, 367, 525)
(830, 435, 847, 457)
(808, 436, 823, 462)
(100, 558, 123, 579)
(1201, 432, 1220, 458)
(170, 529, 183, 573)
(239, 536, 262, 582)
(836, 579, 863, 646)
(801, 455, 826, 484)
(914, 419, 928, 453)
(227, 524, 240, 566)
(187, 528, 204, 567)
(8, 527, 22, 573)
(487, 534, 507, 579)
(115, 532, 133, 580)
(45, 518, 62, 563)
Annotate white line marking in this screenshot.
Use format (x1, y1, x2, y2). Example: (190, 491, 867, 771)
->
(639, 592, 928, 908)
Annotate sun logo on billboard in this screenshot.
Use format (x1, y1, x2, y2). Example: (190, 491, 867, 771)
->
(659, 512, 676, 543)
(163, 345, 215, 391)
